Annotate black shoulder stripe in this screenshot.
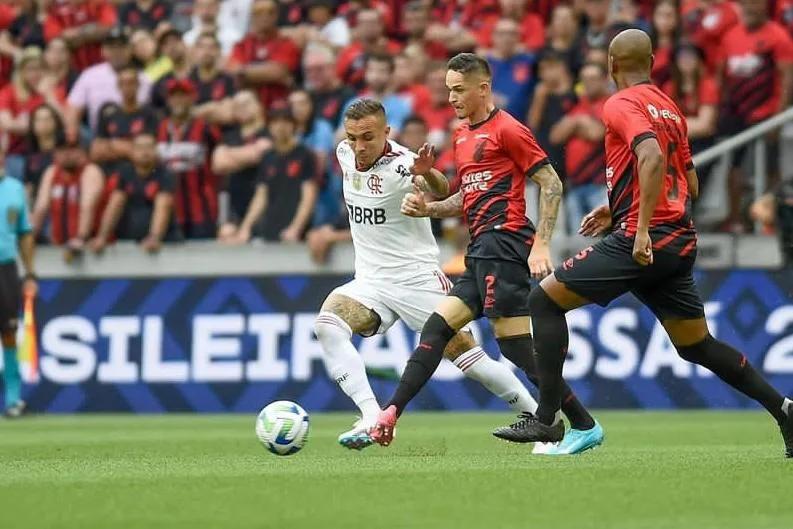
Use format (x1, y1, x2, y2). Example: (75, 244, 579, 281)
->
(525, 158, 551, 178)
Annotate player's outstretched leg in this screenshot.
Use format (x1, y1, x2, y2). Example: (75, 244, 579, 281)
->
(446, 332, 538, 415)
(370, 297, 472, 446)
(315, 295, 382, 450)
(666, 320, 793, 458)
(2, 330, 24, 418)
(494, 333, 603, 454)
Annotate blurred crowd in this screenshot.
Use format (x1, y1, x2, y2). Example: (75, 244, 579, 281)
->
(1, 0, 792, 265)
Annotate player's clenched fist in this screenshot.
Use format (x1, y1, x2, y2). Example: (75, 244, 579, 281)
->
(632, 230, 653, 266)
(401, 184, 429, 217)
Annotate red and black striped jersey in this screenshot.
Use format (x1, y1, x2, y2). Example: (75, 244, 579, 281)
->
(603, 83, 697, 256)
(452, 109, 548, 263)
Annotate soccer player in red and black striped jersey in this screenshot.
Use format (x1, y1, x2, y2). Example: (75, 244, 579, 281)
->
(370, 53, 603, 454)
(497, 29, 793, 458)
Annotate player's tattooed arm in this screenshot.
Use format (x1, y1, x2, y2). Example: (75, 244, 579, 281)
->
(413, 168, 450, 198)
(530, 163, 563, 244)
(426, 190, 463, 218)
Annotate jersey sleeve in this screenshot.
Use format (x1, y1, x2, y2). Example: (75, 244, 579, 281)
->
(159, 168, 177, 194)
(603, 95, 657, 152)
(300, 149, 318, 183)
(499, 120, 550, 177)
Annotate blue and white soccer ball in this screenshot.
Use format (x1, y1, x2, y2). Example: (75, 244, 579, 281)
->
(255, 400, 310, 456)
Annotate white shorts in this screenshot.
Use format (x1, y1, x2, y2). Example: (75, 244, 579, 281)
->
(330, 269, 455, 335)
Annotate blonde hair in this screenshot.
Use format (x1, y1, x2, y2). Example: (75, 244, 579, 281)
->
(13, 47, 43, 102)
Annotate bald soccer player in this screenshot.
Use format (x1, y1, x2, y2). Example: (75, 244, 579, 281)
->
(492, 29, 793, 458)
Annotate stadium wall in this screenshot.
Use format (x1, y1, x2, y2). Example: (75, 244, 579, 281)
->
(9, 254, 793, 412)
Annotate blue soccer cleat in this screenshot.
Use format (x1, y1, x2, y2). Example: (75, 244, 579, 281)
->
(546, 420, 604, 455)
(338, 418, 376, 451)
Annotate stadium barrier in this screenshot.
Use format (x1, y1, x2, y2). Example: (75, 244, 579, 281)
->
(9, 269, 793, 413)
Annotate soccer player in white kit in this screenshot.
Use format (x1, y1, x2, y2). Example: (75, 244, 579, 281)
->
(314, 98, 539, 450)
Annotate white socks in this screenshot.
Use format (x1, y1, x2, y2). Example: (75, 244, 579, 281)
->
(315, 312, 380, 420)
(453, 346, 538, 414)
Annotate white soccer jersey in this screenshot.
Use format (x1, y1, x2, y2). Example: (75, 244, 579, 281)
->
(336, 140, 440, 282)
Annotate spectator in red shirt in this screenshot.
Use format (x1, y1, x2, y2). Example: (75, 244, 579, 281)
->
(303, 42, 356, 128)
(720, 0, 793, 232)
(682, 0, 740, 71)
(117, 0, 172, 33)
(32, 133, 105, 254)
(0, 0, 18, 89)
(156, 79, 221, 239)
(0, 47, 64, 180)
(663, 42, 719, 197)
(190, 33, 236, 127)
(650, 0, 681, 87)
(44, 0, 117, 72)
(544, 3, 582, 75)
(418, 60, 456, 148)
(336, 8, 401, 89)
(227, 0, 301, 111)
(478, 0, 545, 53)
(393, 52, 431, 111)
(776, 0, 793, 36)
(401, 1, 452, 60)
(549, 61, 610, 232)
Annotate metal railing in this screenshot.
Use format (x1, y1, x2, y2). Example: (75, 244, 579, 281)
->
(693, 106, 793, 213)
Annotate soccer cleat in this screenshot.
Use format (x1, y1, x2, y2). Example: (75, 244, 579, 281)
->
(545, 420, 605, 455)
(4, 401, 26, 419)
(338, 418, 376, 451)
(532, 442, 559, 455)
(369, 405, 398, 446)
(492, 412, 565, 444)
(780, 401, 793, 458)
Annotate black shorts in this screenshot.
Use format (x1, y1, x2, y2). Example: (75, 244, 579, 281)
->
(0, 261, 21, 334)
(450, 257, 532, 319)
(554, 233, 705, 320)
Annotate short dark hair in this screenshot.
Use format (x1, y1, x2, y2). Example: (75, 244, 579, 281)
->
(344, 98, 386, 121)
(402, 115, 427, 130)
(367, 52, 395, 72)
(447, 53, 491, 79)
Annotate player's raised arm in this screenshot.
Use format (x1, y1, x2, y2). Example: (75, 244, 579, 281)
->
(410, 143, 450, 198)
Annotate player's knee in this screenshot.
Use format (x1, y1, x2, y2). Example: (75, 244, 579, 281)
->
(528, 287, 565, 318)
(420, 312, 457, 344)
(313, 312, 353, 349)
(442, 331, 475, 361)
(675, 334, 714, 363)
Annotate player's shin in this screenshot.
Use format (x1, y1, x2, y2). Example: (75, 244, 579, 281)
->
(497, 334, 595, 430)
(453, 345, 537, 414)
(676, 335, 788, 423)
(385, 312, 456, 415)
(314, 312, 380, 420)
(2, 335, 21, 410)
(528, 289, 568, 426)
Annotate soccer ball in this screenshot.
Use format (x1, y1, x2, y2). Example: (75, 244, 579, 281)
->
(255, 400, 310, 456)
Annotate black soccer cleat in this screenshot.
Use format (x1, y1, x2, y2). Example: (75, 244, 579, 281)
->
(492, 412, 565, 444)
(780, 401, 793, 458)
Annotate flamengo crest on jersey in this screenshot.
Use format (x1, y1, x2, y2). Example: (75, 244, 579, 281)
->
(336, 140, 440, 281)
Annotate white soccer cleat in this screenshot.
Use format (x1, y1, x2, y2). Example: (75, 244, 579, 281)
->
(532, 441, 559, 455)
(338, 417, 377, 451)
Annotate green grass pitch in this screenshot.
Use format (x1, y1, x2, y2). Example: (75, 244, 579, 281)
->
(1, 411, 790, 529)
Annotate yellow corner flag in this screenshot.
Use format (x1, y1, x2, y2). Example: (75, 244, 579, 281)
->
(18, 293, 39, 384)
